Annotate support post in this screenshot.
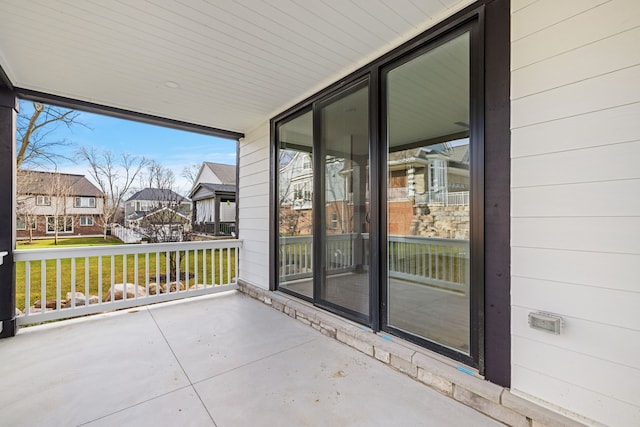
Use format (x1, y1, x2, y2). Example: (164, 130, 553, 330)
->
(214, 192, 221, 236)
(0, 89, 17, 338)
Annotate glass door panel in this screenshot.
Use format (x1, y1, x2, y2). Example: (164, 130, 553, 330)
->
(277, 111, 314, 298)
(386, 31, 471, 354)
(318, 83, 370, 318)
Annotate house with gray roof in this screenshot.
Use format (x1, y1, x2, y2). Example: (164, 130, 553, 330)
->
(16, 170, 105, 239)
(189, 162, 236, 236)
(124, 188, 192, 242)
(124, 188, 190, 219)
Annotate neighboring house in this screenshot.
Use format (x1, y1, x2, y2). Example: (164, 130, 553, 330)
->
(124, 188, 190, 219)
(1, 1, 639, 426)
(16, 170, 104, 239)
(124, 188, 191, 241)
(189, 162, 236, 236)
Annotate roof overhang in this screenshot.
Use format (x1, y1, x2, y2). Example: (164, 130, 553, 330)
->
(0, 0, 473, 136)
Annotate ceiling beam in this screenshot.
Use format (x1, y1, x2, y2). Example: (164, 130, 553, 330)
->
(16, 87, 244, 141)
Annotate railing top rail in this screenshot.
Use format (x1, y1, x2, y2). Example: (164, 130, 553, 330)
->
(387, 235, 468, 246)
(280, 234, 465, 246)
(14, 239, 243, 261)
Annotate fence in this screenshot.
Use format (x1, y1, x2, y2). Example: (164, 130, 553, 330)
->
(14, 240, 241, 325)
(111, 225, 142, 243)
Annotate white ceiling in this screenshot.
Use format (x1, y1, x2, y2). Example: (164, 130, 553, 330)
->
(0, 0, 472, 137)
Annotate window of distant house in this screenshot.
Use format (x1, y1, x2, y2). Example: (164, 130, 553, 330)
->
(330, 212, 338, 230)
(16, 217, 36, 231)
(302, 155, 312, 170)
(46, 216, 73, 233)
(36, 195, 51, 206)
(74, 197, 96, 208)
(80, 216, 94, 226)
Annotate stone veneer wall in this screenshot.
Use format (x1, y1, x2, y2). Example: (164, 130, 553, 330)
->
(238, 281, 587, 427)
(412, 204, 470, 239)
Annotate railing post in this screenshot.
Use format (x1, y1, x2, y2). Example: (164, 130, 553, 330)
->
(0, 88, 17, 338)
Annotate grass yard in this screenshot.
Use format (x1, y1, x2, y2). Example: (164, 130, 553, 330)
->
(15, 240, 237, 311)
(17, 237, 123, 249)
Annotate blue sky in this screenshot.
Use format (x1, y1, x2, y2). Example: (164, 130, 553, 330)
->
(21, 101, 237, 195)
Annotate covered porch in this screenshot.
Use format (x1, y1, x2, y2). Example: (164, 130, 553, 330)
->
(0, 291, 502, 427)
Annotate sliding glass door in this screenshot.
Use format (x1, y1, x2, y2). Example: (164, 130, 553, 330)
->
(275, 17, 483, 365)
(317, 82, 370, 320)
(384, 30, 473, 355)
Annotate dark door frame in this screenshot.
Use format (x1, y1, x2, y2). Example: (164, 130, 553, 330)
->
(271, 0, 510, 387)
(312, 77, 373, 326)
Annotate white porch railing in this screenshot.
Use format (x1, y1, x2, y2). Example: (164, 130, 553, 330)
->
(387, 235, 468, 293)
(414, 191, 469, 206)
(388, 187, 410, 201)
(279, 234, 468, 293)
(14, 240, 241, 325)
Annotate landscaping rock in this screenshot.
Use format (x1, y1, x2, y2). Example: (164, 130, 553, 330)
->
(166, 281, 185, 293)
(34, 299, 58, 309)
(66, 291, 85, 301)
(148, 282, 163, 295)
(104, 283, 147, 301)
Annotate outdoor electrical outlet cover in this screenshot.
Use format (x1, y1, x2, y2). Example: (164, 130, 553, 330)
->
(528, 311, 563, 335)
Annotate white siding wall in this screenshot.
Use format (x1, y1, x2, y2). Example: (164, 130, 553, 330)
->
(238, 121, 271, 289)
(511, 1, 640, 425)
(197, 167, 221, 185)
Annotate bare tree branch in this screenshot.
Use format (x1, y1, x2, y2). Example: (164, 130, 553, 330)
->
(77, 147, 148, 239)
(17, 102, 89, 169)
(181, 163, 200, 187)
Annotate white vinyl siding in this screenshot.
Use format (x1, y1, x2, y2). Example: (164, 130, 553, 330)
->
(510, 1, 640, 426)
(238, 122, 270, 290)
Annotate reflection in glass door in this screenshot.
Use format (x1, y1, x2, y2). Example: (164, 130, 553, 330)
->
(385, 31, 472, 354)
(277, 110, 314, 299)
(318, 82, 370, 319)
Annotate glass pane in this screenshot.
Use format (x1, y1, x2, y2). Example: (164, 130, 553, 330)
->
(278, 111, 314, 298)
(386, 32, 471, 354)
(320, 85, 370, 316)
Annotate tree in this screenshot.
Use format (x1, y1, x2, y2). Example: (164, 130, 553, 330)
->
(140, 160, 176, 190)
(16, 102, 86, 169)
(181, 163, 200, 187)
(136, 161, 191, 244)
(77, 147, 148, 239)
(133, 162, 191, 280)
(16, 170, 40, 243)
(45, 171, 74, 245)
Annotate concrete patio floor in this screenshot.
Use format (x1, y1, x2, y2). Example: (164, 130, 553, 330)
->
(0, 291, 504, 426)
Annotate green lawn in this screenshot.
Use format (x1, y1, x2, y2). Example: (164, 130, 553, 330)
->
(15, 240, 237, 311)
(17, 237, 123, 249)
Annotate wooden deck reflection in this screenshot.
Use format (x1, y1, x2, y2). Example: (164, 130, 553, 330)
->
(280, 274, 469, 353)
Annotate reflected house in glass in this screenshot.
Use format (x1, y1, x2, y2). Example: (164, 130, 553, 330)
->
(388, 143, 470, 237)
